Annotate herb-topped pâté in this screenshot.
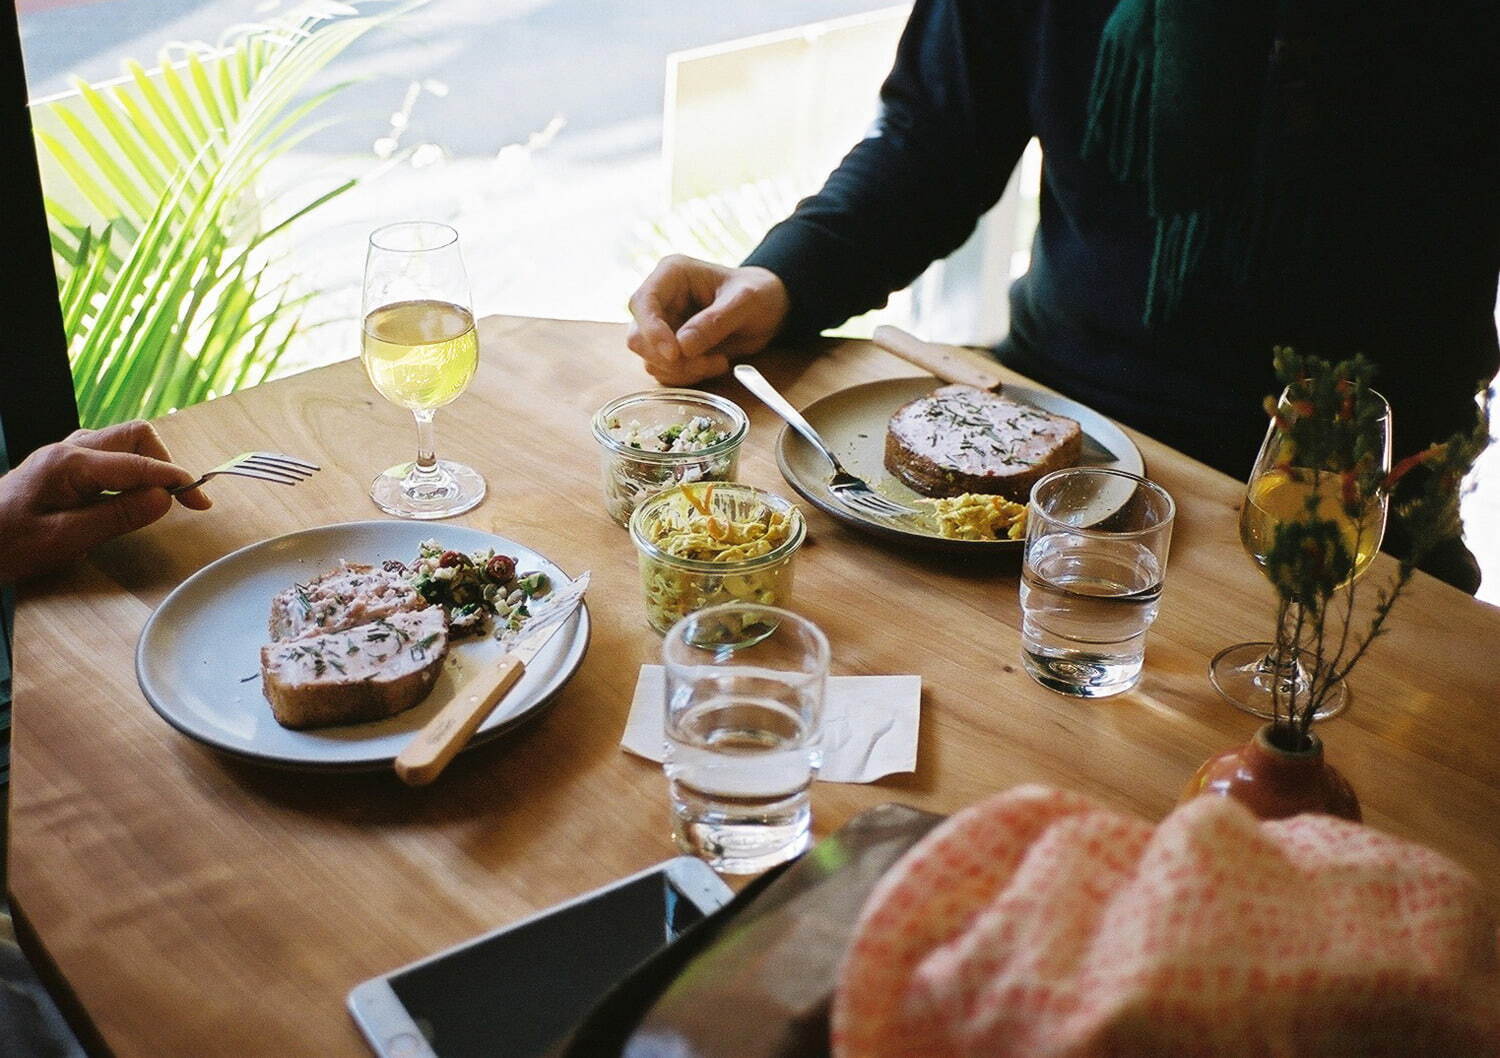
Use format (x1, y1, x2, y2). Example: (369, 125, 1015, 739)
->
(885, 384, 1083, 501)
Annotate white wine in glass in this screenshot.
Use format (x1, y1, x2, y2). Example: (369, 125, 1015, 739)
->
(1240, 467, 1385, 582)
(362, 222, 485, 519)
(1209, 390, 1391, 720)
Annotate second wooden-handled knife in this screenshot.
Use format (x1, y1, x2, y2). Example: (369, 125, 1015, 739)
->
(872, 324, 1006, 393)
(395, 572, 590, 786)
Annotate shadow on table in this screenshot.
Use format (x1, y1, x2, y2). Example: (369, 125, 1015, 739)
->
(203, 706, 600, 842)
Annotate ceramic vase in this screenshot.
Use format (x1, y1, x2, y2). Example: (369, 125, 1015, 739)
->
(1182, 723, 1361, 822)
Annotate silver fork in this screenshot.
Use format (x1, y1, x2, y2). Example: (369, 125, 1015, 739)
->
(734, 364, 915, 519)
(169, 452, 320, 494)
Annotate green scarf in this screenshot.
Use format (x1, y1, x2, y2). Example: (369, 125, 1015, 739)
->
(1082, 0, 1496, 328)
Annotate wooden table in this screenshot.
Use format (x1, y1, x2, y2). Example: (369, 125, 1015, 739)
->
(10, 316, 1500, 1056)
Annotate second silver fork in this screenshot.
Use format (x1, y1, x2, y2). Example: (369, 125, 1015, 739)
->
(734, 364, 914, 519)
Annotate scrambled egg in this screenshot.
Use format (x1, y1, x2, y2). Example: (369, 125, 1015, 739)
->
(918, 493, 1028, 541)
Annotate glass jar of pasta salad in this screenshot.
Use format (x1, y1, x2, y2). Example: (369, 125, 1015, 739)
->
(629, 482, 806, 634)
(591, 389, 749, 527)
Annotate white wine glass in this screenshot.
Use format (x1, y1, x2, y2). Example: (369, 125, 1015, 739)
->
(361, 221, 485, 519)
(1209, 390, 1392, 720)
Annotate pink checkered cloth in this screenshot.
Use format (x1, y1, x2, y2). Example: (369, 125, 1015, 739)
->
(833, 786, 1500, 1058)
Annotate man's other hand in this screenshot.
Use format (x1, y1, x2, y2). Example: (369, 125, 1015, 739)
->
(626, 256, 791, 385)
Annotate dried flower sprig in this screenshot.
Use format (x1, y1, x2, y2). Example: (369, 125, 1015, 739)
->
(1261, 348, 1491, 744)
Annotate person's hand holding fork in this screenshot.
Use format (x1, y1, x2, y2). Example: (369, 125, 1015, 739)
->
(0, 420, 210, 584)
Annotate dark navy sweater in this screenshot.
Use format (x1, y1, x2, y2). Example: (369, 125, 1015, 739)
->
(744, 0, 1499, 477)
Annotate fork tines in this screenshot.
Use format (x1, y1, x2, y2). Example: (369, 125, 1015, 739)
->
(231, 453, 320, 484)
(171, 451, 322, 494)
(837, 493, 915, 519)
(243, 453, 319, 478)
(828, 474, 916, 519)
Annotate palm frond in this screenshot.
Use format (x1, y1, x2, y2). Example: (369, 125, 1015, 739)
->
(37, 1, 407, 426)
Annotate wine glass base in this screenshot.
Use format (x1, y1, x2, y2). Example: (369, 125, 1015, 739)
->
(369, 460, 485, 520)
(1209, 642, 1349, 722)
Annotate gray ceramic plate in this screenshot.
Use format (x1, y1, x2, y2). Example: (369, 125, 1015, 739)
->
(774, 377, 1144, 552)
(136, 521, 590, 770)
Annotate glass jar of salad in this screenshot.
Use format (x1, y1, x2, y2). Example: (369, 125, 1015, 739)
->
(629, 482, 806, 634)
(591, 389, 749, 527)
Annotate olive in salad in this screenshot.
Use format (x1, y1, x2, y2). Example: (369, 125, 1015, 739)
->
(386, 540, 550, 638)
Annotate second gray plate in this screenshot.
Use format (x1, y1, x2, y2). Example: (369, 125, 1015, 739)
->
(774, 377, 1144, 552)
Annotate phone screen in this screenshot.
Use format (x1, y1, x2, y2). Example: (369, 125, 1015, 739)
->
(385, 870, 711, 1058)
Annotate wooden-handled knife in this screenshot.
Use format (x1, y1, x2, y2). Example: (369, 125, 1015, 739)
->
(871, 324, 1006, 393)
(395, 572, 590, 786)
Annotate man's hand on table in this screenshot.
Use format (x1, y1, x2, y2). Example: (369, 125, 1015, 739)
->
(626, 255, 790, 385)
(0, 420, 211, 584)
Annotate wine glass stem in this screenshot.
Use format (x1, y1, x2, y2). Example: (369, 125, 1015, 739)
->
(1269, 600, 1300, 673)
(412, 408, 439, 475)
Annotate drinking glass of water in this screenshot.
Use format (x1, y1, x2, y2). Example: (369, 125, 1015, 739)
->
(1019, 468, 1175, 698)
(361, 221, 485, 519)
(661, 603, 828, 874)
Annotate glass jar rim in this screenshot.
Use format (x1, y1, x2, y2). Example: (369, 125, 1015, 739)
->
(591, 389, 749, 462)
(629, 483, 806, 572)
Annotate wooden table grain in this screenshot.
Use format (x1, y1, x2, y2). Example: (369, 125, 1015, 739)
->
(10, 316, 1500, 1057)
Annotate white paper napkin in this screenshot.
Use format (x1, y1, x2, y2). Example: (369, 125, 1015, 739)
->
(621, 665, 921, 784)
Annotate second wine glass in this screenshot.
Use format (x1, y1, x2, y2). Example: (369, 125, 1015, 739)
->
(1209, 388, 1392, 720)
(362, 221, 485, 520)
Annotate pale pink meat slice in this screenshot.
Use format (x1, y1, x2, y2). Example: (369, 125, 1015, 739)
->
(260, 608, 448, 729)
(268, 562, 424, 642)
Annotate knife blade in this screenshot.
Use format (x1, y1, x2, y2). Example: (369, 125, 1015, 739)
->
(395, 572, 590, 786)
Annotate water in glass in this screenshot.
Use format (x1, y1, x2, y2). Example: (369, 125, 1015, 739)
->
(665, 691, 820, 874)
(1020, 532, 1164, 697)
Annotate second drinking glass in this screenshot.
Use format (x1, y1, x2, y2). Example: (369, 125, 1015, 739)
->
(662, 603, 828, 874)
(1020, 468, 1175, 698)
(361, 221, 485, 519)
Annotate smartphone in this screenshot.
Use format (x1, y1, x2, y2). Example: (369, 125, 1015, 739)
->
(347, 858, 733, 1058)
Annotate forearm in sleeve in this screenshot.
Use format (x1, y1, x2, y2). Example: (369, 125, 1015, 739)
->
(743, 0, 1033, 339)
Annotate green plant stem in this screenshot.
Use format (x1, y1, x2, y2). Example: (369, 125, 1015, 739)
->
(1327, 566, 1416, 687)
(1290, 601, 1309, 733)
(1304, 584, 1339, 735)
(1269, 596, 1288, 727)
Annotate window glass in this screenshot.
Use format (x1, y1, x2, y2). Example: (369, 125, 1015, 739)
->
(17, 0, 896, 427)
